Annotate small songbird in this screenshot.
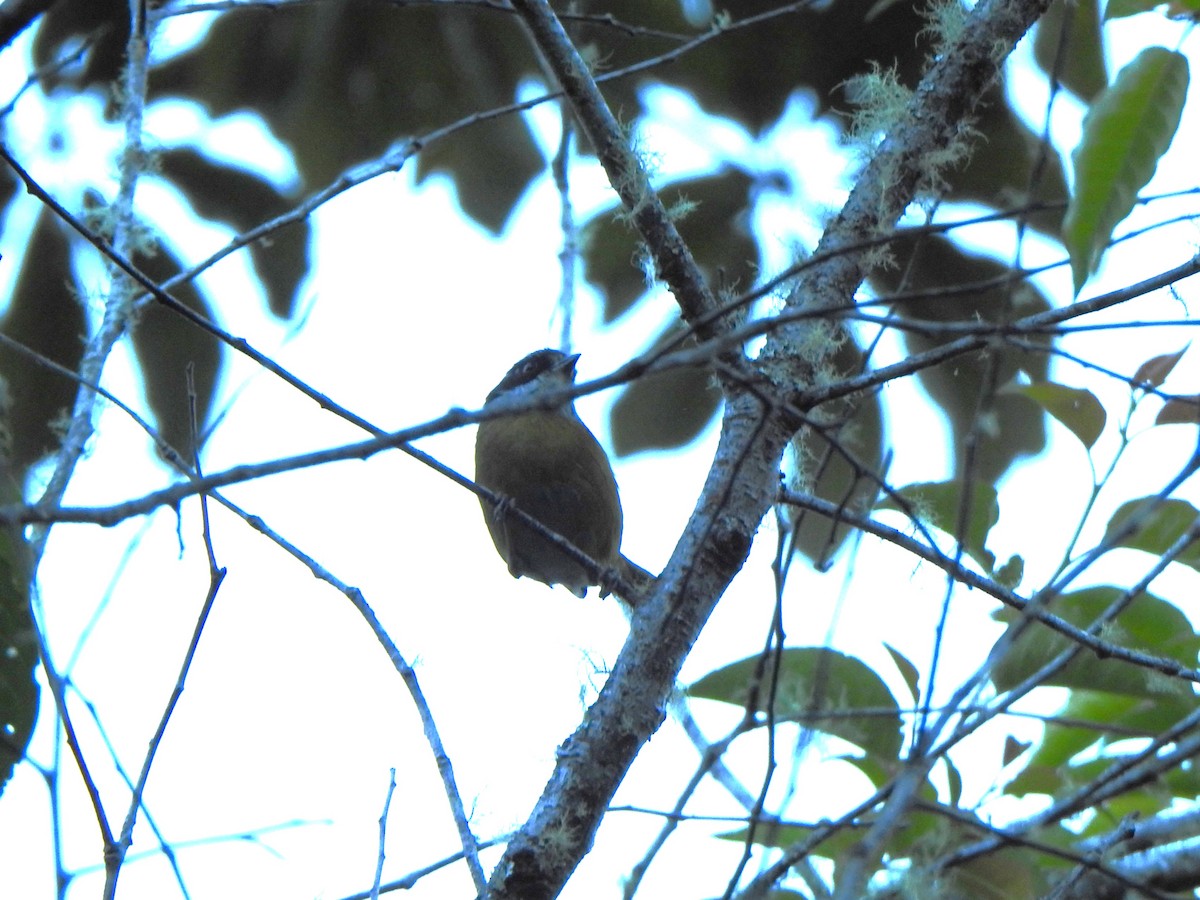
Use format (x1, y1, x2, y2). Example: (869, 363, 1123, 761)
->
(474, 349, 650, 606)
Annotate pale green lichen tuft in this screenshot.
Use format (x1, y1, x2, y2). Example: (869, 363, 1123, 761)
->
(843, 63, 913, 160)
(919, 0, 970, 60)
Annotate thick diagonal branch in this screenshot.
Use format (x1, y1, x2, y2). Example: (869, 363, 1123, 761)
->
(491, 0, 1052, 897)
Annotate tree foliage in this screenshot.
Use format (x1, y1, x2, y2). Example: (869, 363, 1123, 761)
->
(0, 0, 1198, 898)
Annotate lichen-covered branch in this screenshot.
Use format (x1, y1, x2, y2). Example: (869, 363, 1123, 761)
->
(490, 0, 1054, 896)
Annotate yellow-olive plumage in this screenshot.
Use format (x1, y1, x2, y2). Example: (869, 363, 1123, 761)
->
(474, 349, 623, 598)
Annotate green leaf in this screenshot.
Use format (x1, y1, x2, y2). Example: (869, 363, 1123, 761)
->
(994, 555, 1025, 590)
(878, 480, 999, 573)
(944, 755, 964, 806)
(941, 847, 1038, 899)
(1079, 791, 1170, 837)
(1063, 48, 1189, 293)
(1105, 0, 1168, 18)
(1007, 688, 1196, 797)
(1007, 762, 1070, 797)
(1007, 382, 1106, 449)
(1035, 0, 1107, 101)
(688, 648, 903, 760)
(851, 753, 893, 789)
(1028, 694, 1119, 767)
(717, 821, 859, 860)
(1078, 691, 1197, 736)
(1163, 756, 1200, 796)
(1105, 0, 1200, 16)
(991, 587, 1200, 698)
(884, 643, 920, 703)
(1105, 497, 1200, 571)
(872, 804, 943, 858)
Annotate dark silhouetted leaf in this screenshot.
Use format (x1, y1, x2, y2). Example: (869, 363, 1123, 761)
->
(1134, 345, 1188, 389)
(594, 0, 930, 134)
(785, 334, 884, 566)
(156, 149, 309, 319)
(152, 2, 543, 234)
(1156, 395, 1200, 426)
(583, 169, 760, 323)
(0, 431, 35, 799)
(872, 233, 1051, 481)
(0, 211, 86, 475)
(128, 241, 223, 457)
(610, 326, 720, 456)
(1003, 735, 1031, 767)
(31, 0, 127, 92)
(946, 88, 1069, 238)
(0, 166, 17, 225)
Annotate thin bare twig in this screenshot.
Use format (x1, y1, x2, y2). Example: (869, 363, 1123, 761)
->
(371, 769, 397, 900)
(105, 366, 227, 900)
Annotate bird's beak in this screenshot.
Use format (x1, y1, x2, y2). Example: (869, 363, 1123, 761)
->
(559, 353, 582, 375)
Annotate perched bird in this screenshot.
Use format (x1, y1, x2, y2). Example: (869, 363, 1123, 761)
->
(474, 349, 651, 606)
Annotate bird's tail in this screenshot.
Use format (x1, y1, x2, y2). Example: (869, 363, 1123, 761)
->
(605, 554, 657, 610)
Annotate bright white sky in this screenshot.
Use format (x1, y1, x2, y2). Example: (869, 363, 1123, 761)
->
(1, 7, 1199, 899)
